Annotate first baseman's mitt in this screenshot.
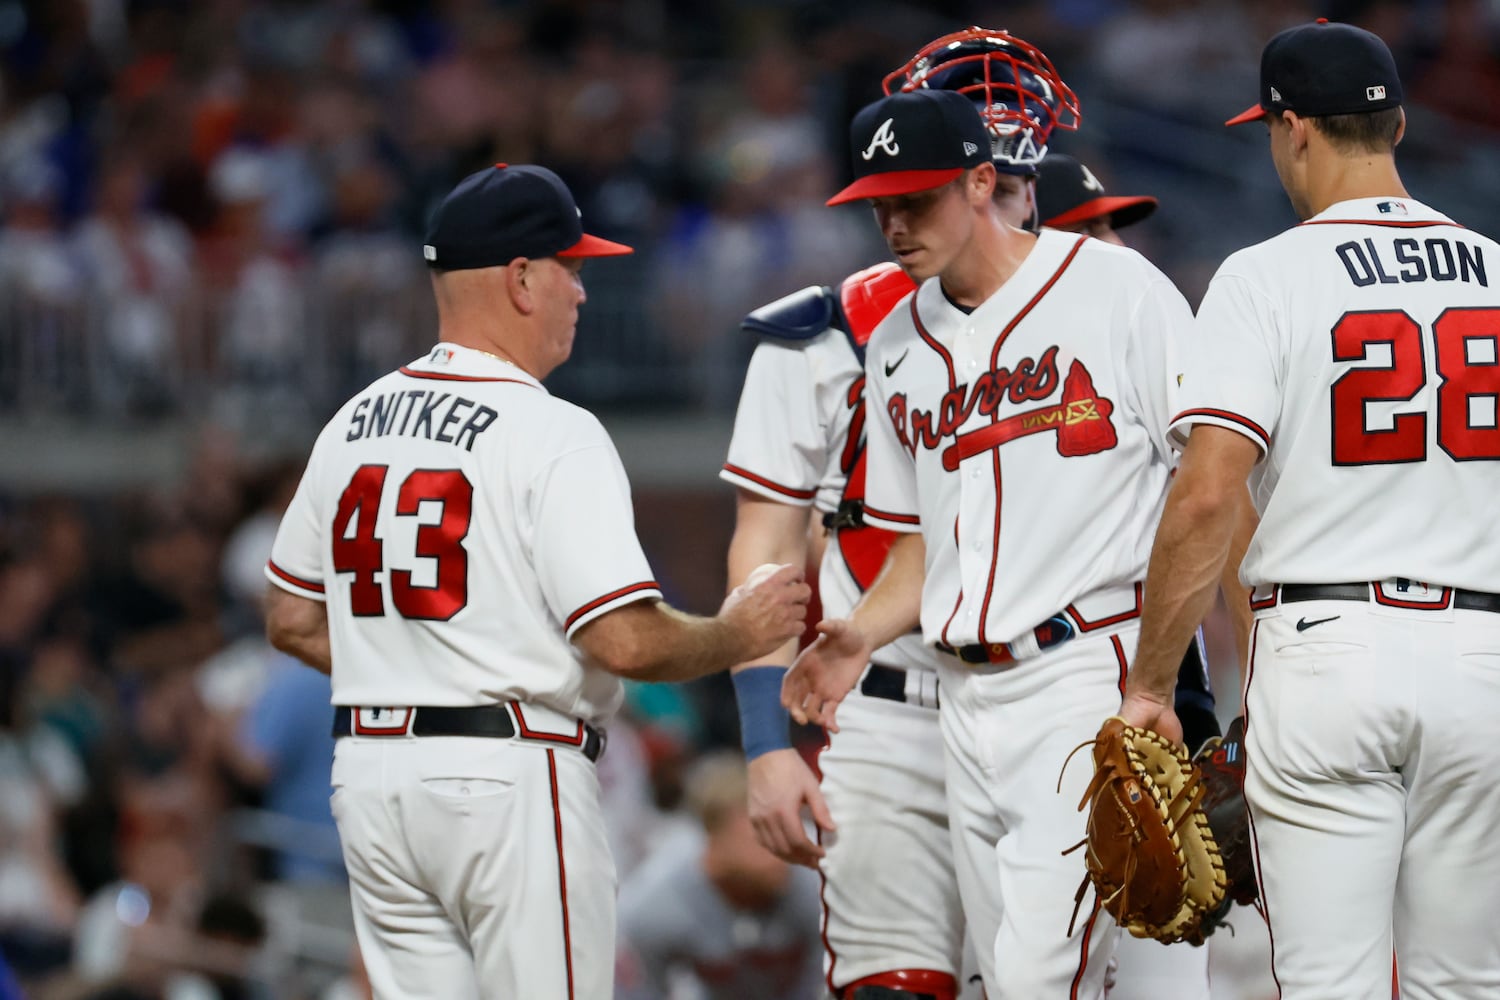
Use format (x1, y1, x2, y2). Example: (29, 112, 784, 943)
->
(1067, 717, 1239, 945)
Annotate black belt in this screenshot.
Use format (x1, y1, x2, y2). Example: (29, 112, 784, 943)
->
(1281, 582, 1500, 614)
(936, 614, 1076, 666)
(332, 705, 605, 762)
(859, 664, 939, 708)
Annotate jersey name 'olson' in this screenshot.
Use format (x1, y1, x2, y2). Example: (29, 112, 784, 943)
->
(1337, 233, 1488, 288)
(344, 389, 499, 450)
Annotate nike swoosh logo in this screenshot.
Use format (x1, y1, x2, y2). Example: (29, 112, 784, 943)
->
(1295, 615, 1340, 632)
(884, 349, 909, 377)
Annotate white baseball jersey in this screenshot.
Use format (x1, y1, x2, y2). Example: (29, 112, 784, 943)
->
(861, 230, 1193, 646)
(722, 330, 931, 672)
(266, 343, 661, 724)
(1174, 197, 1500, 591)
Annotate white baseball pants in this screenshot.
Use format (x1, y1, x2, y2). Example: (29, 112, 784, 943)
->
(331, 735, 614, 999)
(1245, 599, 1500, 999)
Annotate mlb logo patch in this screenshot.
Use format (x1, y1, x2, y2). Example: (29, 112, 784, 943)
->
(429, 346, 455, 365)
(1367, 85, 1387, 101)
(1377, 200, 1408, 215)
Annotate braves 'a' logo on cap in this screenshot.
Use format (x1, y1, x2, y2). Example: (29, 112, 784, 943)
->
(1079, 164, 1104, 192)
(861, 118, 901, 160)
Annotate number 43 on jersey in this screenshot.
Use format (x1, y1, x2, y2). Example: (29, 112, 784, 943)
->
(332, 465, 473, 619)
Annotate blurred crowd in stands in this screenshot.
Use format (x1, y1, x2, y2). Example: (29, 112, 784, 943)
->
(3, 0, 1497, 424)
(2, 0, 1499, 996)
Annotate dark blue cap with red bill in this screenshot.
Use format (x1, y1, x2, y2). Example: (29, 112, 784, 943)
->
(1036, 154, 1157, 231)
(827, 89, 992, 206)
(1226, 19, 1403, 127)
(423, 163, 632, 270)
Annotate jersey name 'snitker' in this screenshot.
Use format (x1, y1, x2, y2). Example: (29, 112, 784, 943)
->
(722, 329, 933, 672)
(1174, 198, 1500, 591)
(266, 343, 661, 723)
(861, 230, 1194, 647)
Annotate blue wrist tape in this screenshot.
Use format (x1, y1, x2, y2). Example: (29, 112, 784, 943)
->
(732, 666, 793, 761)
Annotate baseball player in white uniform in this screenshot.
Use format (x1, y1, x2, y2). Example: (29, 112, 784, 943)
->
(726, 29, 1219, 1000)
(781, 88, 1206, 999)
(262, 163, 809, 1000)
(1117, 20, 1500, 1000)
(722, 29, 1076, 1000)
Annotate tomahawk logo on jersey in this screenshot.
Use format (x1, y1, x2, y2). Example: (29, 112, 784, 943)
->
(860, 230, 1194, 649)
(1174, 198, 1500, 591)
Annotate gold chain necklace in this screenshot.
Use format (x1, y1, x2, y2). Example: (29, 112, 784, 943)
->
(472, 347, 524, 371)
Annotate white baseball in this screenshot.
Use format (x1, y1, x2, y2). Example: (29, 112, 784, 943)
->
(744, 562, 789, 588)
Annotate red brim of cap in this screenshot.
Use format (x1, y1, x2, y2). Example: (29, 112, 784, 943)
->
(557, 232, 634, 257)
(1046, 195, 1159, 231)
(826, 167, 965, 207)
(1225, 103, 1268, 127)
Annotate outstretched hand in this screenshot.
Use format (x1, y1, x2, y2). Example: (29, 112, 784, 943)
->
(781, 618, 872, 732)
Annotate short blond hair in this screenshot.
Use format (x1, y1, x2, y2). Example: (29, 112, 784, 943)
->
(682, 751, 750, 832)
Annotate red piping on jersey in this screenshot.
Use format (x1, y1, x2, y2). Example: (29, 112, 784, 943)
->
(1299, 219, 1465, 230)
(1068, 896, 1102, 999)
(397, 366, 533, 384)
(1250, 585, 1278, 612)
(910, 297, 958, 390)
(721, 463, 817, 501)
(941, 517, 963, 648)
(1110, 635, 1128, 698)
(975, 235, 1088, 645)
(1066, 583, 1145, 633)
(1173, 407, 1271, 451)
(862, 503, 921, 527)
(564, 580, 659, 631)
(546, 750, 576, 1000)
(267, 560, 325, 594)
(513, 704, 586, 747)
(1373, 585, 1453, 610)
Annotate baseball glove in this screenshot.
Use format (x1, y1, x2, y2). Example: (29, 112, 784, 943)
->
(1192, 716, 1257, 916)
(1067, 717, 1229, 945)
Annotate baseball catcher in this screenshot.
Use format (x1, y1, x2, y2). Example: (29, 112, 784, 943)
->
(1069, 716, 1256, 946)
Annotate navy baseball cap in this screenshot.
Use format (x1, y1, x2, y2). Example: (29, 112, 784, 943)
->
(1226, 19, 1402, 127)
(1037, 155, 1157, 230)
(827, 90, 991, 207)
(423, 163, 632, 270)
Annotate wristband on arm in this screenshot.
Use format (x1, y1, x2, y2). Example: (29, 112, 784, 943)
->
(732, 666, 793, 761)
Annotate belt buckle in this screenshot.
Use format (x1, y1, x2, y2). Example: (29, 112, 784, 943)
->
(353, 707, 413, 736)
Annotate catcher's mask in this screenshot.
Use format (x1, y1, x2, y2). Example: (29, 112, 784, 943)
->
(885, 27, 1080, 175)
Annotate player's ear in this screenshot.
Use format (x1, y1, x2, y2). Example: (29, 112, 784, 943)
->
(1393, 107, 1407, 148)
(967, 162, 997, 206)
(1284, 111, 1309, 155)
(505, 257, 535, 315)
